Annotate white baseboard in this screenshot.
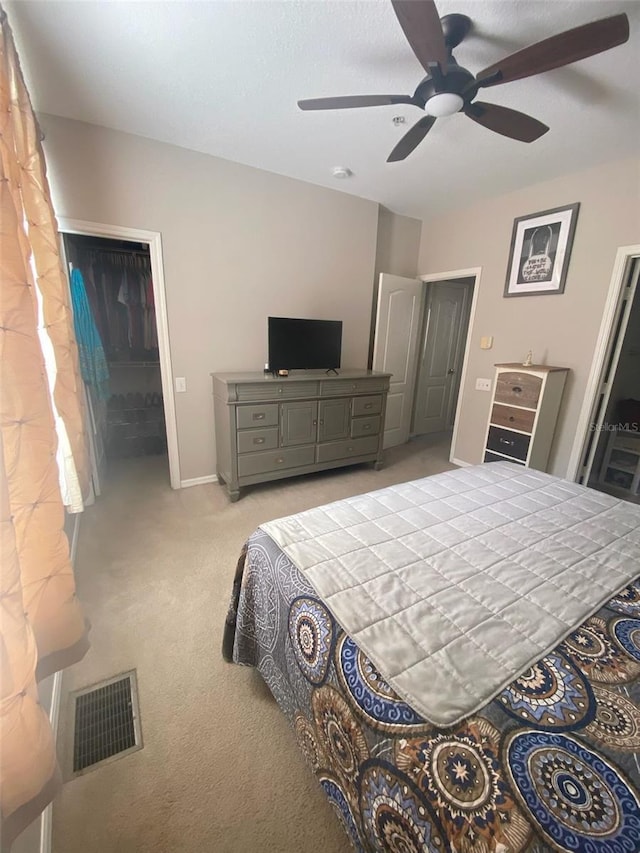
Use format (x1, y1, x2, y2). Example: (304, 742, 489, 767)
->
(450, 457, 472, 467)
(180, 474, 218, 488)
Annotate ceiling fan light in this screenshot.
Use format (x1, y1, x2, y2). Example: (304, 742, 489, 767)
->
(426, 92, 464, 117)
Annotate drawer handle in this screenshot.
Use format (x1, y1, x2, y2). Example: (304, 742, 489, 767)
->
(253, 413, 266, 420)
(364, 403, 373, 409)
(254, 437, 265, 444)
(508, 416, 515, 422)
(352, 384, 356, 389)
(363, 424, 371, 430)
(278, 388, 283, 394)
(499, 438, 515, 446)
(275, 456, 285, 464)
(313, 420, 317, 426)
(512, 386, 522, 394)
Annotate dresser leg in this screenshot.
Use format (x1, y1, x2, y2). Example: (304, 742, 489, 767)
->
(373, 459, 384, 471)
(228, 486, 240, 502)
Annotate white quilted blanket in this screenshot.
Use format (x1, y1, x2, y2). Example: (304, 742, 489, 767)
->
(260, 462, 640, 726)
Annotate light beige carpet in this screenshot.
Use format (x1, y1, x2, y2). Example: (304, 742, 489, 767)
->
(53, 434, 455, 853)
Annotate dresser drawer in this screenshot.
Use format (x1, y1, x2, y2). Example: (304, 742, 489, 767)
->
(484, 451, 525, 465)
(238, 445, 315, 477)
(316, 435, 379, 463)
(319, 378, 387, 397)
(494, 372, 542, 408)
(237, 404, 279, 429)
(352, 395, 383, 416)
(486, 426, 531, 462)
(235, 381, 319, 401)
(237, 427, 279, 454)
(351, 415, 381, 438)
(490, 404, 536, 434)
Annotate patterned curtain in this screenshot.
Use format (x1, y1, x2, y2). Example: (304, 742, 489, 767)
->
(0, 8, 89, 847)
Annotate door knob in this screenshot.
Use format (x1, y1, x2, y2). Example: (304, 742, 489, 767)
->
(447, 368, 455, 375)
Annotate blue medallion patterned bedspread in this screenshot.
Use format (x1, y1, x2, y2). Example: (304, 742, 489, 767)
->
(223, 527, 640, 852)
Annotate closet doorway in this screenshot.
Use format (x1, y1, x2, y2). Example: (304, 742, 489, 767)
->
(60, 220, 179, 493)
(571, 250, 640, 503)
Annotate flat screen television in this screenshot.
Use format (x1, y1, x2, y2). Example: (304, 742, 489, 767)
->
(268, 317, 342, 371)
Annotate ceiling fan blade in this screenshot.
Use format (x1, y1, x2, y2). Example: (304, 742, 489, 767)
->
(464, 102, 549, 142)
(387, 115, 437, 162)
(477, 13, 629, 88)
(298, 94, 415, 110)
(391, 0, 448, 70)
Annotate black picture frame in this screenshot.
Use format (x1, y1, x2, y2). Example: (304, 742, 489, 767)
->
(504, 202, 580, 297)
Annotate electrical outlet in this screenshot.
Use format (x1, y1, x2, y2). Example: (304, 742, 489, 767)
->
(175, 377, 187, 393)
(475, 378, 491, 392)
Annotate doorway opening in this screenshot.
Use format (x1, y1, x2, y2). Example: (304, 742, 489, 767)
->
(59, 220, 180, 494)
(572, 253, 640, 503)
(371, 269, 479, 467)
(411, 278, 474, 447)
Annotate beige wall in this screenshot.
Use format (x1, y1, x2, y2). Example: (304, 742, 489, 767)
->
(41, 115, 379, 482)
(418, 156, 640, 477)
(368, 206, 422, 365)
(374, 206, 422, 281)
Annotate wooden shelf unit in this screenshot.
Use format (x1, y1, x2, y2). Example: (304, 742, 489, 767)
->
(483, 363, 569, 472)
(599, 428, 640, 499)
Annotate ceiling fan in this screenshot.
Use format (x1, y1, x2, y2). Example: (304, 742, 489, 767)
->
(297, 0, 630, 162)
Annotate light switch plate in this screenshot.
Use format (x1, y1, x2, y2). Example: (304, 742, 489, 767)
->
(480, 336, 493, 350)
(175, 377, 187, 393)
(475, 378, 491, 392)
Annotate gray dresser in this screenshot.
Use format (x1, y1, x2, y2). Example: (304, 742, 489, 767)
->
(212, 369, 390, 501)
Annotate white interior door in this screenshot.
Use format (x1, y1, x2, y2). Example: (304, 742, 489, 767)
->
(373, 273, 423, 448)
(412, 282, 471, 436)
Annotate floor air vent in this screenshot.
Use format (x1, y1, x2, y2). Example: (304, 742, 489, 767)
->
(71, 670, 142, 775)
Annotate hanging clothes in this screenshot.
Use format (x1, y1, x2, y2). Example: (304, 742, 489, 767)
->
(70, 267, 110, 399)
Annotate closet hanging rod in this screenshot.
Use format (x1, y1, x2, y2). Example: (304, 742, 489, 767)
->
(77, 245, 151, 259)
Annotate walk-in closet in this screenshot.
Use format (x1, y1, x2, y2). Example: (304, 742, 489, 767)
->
(586, 258, 640, 503)
(64, 234, 168, 493)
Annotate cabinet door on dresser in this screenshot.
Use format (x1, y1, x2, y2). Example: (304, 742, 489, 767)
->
(318, 398, 350, 443)
(280, 400, 318, 446)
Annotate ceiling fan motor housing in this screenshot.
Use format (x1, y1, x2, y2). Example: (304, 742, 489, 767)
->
(414, 60, 475, 111)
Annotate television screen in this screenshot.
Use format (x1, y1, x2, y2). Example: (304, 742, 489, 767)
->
(268, 317, 342, 371)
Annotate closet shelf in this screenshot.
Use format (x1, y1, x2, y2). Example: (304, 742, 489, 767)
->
(108, 360, 160, 367)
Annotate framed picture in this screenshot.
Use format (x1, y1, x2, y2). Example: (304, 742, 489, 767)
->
(504, 202, 580, 297)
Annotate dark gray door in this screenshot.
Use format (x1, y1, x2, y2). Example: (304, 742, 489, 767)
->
(412, 281, 472, 436)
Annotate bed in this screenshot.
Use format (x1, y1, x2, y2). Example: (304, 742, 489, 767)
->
(223, 462, 640, 852)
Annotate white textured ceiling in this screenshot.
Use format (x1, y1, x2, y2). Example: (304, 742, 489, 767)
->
(8, 0, 640, 220)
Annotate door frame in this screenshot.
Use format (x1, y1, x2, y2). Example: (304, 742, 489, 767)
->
(58, 217, 181, 490)
(418, 267, 482, 467)
(567, 243, 640, 482)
